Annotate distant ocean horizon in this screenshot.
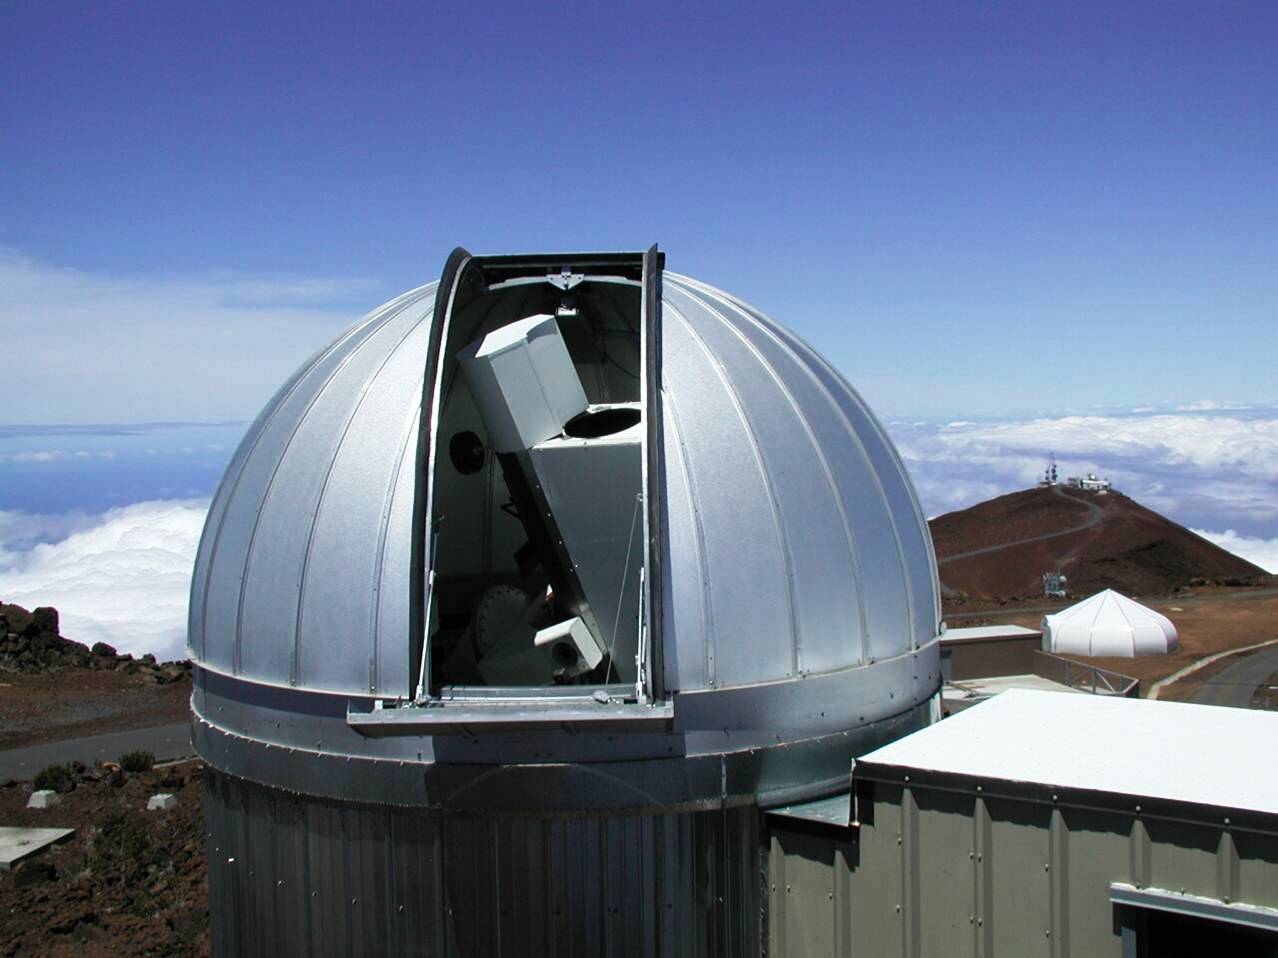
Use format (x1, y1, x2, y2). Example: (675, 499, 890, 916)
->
(0, 420, 245, 517)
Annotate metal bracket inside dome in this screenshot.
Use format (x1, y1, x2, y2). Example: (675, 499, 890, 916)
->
(546, 270, 584, 290)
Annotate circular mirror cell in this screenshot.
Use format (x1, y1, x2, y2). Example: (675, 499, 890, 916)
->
(563, 407, 641, 439)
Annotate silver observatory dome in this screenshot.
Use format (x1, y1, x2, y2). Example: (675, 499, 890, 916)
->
(190, 248, 940, 956)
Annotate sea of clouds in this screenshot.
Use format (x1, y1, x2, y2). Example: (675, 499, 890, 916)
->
(0, 500, 208, 662)
(0, 406, 1274, 663)
(891, 404, 1278, 574)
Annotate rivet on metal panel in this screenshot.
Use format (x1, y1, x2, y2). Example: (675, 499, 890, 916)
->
(1225, 817, 1231, 825)
(1045, 930, 1051, 937)
(895, 905, 901, 913)
(1135, 805, 1142, 814)
(976, 785, 982, 792)
(352, 898, 358, 905)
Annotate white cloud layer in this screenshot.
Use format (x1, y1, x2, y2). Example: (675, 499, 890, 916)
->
(0, 499, 208, 661)
(1191, 530, 1278, 574)
(890, 407, 1278, 538)
(0, 250, 374, 423)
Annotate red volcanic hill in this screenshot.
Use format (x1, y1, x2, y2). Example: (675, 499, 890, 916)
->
(929, 485, 1268, 601)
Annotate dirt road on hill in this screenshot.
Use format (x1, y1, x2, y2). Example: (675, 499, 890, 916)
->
(938, 486, 1104, 566)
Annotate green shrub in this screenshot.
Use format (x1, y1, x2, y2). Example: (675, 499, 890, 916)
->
(84, 813, 151, 874)
(118, 750, 155, 773)
(32, 763, 72, 792)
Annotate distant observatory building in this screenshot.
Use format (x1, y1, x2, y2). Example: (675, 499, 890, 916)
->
(1068, 471, 1113, 492)
(188, 248, 941, 956)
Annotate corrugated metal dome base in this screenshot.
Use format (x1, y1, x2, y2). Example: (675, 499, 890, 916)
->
(207, 768, 761, 958)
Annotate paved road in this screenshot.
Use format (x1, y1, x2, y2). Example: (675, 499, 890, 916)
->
(0, 722, 192, 781)
(1193, 645, 1278, 709)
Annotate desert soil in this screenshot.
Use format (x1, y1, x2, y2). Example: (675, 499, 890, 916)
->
(0, 671, 192, 751)
(0, 760, 208, 957)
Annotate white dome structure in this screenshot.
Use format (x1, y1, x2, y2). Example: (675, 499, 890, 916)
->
(1042, 589, 1179, 657)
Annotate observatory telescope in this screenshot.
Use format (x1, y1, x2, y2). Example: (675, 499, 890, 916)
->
(189, 247, 942, 956)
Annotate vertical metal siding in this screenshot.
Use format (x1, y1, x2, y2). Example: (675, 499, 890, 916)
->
(207, 770, 763, 958)
(767, 784, 1278, 957)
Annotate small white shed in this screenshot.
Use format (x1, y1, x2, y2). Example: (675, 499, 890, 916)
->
(1042, 589, 1179, 657)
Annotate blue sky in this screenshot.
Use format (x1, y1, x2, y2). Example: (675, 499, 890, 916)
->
(3, 1, 1276, 422)
(2, 3, 1276, 657)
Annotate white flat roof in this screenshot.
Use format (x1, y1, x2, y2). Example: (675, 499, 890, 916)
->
(858, 689, 1278, 816)
(941, 624, 1041, 644)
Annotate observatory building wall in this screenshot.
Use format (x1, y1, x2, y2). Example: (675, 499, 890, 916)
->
(765, 691, 1278, 957)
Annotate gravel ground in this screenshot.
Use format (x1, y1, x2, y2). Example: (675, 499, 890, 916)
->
(0, 760, 208, 957)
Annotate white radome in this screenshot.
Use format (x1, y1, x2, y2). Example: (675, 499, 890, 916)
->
(1042, 589, 1179, 657)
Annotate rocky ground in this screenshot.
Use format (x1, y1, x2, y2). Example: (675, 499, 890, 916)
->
(0, 602, 192, 751)
(0, 759, 208, 957)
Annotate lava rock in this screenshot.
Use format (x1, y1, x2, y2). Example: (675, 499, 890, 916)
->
(12, 860, 57, 888)
(30, 606, 59, 634)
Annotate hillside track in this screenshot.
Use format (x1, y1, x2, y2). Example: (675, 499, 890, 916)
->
(938, 486, 1103, 566)
(930, 486, 1265, 600)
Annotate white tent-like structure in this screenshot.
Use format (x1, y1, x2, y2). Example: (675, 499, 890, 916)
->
(1042, 589, 1179, 657)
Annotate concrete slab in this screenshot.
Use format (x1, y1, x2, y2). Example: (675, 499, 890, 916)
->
(146, 793, 177, 811)
(0, 826, 75, 870)
(26, 789, 61, 809)
(945, 673, 1084, 700)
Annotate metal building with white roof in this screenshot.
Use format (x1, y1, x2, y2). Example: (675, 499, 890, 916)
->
(764, 690, 1278, 956)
